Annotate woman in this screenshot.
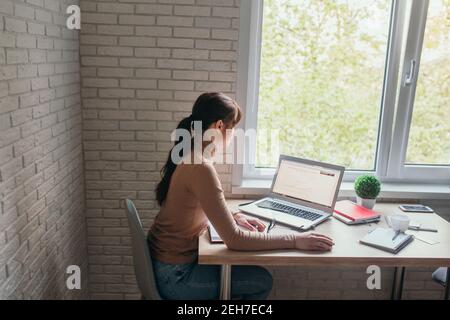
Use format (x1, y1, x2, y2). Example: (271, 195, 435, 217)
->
(148, 92, 334, 300)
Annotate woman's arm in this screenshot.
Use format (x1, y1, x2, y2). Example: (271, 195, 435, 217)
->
(190, 163, 296, 251)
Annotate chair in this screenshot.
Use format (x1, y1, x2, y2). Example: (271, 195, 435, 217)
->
(125, 199, 162, 300)
(432, 267, 449, 300)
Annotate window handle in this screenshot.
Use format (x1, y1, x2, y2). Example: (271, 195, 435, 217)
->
(404, 59, 416, 86)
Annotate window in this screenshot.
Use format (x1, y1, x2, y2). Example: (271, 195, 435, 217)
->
(235, 0, 450, 184)
(405, 0, 449, 166)
(257, 0, 391, 171)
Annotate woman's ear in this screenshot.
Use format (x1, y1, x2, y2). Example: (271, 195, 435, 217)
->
(216, 120, 224, 130)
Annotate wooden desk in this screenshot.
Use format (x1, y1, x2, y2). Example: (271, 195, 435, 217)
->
(198, 200, 450, 300)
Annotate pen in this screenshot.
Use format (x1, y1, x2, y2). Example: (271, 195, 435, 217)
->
(267, 219, 276, 234)
(408, 226, 438, 233)
(392, 230, 400, 241)
(238, 200, 256, 207)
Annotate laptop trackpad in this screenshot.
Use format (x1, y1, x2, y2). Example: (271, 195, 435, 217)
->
(276, 214, 305, 229)
(262, 209, 305, 229)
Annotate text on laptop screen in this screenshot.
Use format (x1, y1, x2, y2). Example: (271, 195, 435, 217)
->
(272, 160, 341, 208)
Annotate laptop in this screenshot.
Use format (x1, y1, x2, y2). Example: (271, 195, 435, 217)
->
(239, 155, 345, 231)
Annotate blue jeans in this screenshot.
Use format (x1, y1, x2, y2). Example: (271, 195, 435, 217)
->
(152, 260, 273, 300)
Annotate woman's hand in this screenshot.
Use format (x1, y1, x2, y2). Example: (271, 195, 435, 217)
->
(233, 213, 266, 232)
(294, 233, 335, 251)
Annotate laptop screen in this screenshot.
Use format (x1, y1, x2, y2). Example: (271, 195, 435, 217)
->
(272, 159, 342, 208)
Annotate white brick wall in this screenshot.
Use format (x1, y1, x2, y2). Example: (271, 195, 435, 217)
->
(80, 0, 239, 300)
(0, 0, 88, 299)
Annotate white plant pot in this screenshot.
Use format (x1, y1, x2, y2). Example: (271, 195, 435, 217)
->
(356, 196, 376, 209)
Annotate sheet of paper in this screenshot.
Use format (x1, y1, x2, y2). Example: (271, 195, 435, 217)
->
(413, 235, 440, 245)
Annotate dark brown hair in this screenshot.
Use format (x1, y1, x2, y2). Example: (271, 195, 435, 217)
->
(156, 92, 242, 206)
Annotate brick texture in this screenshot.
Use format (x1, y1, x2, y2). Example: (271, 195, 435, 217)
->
(80, 0, 239, 300)
(0, 0, 88, 299)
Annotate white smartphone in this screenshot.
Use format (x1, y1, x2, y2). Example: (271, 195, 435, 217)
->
(399, 204, 434, 213)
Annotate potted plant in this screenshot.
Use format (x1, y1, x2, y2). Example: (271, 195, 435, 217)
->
(354, 175, 381, 209)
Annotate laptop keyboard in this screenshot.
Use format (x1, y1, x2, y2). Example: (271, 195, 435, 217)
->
(256, 200, 323, 221)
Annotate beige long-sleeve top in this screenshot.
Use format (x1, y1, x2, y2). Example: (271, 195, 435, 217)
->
(148, 160, 296, 264)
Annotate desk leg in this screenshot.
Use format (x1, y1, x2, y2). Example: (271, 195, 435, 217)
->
(445, 267, 449, 300)
(220, 264, 232, 300)
(391, 267, 405, 300)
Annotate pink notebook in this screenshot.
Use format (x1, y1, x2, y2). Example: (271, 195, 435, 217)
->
(334, 200, 380, 223)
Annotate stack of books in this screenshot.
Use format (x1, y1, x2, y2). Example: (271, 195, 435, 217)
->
(333, 200, 381, 225)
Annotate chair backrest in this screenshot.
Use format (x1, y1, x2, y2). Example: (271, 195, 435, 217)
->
(125, 199, 162, 300)
(432, 267, 447, 287)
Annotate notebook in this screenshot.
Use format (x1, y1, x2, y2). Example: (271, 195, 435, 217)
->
(208, 222, 223, 243)
(333, 213, 380, 225)
(359, 228, 414, 254)
(334, 200, 381, 224)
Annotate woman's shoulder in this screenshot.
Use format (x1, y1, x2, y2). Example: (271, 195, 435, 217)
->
(185, 161, 216, 174)
(176, 151, 219, 183)
(177, 161, 218, 184)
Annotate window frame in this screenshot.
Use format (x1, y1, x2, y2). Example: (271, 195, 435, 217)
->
(234, 0, 450, 187)
(387, 0, 450, 183)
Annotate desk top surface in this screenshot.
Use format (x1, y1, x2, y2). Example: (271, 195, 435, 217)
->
(198, 200, 450, 267)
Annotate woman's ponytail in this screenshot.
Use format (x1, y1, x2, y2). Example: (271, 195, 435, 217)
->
(155, 92, 242, 206)
(155, 115, 193, 206)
